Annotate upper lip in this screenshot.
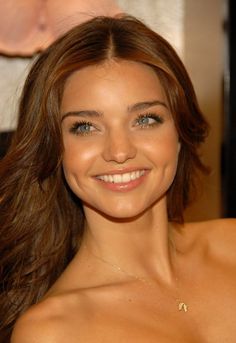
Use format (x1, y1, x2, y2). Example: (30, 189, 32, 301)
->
(94, 167, 150, 176)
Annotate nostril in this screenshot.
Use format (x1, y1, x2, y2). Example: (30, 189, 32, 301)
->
(102, 136, 137, 163)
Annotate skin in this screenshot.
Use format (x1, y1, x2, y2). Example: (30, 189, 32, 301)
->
(12, 60, 236, 343)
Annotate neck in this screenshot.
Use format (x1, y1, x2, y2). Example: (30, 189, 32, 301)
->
(80, 200, 176, 285)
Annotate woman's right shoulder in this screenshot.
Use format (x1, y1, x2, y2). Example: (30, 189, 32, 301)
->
(11, 291, 89, 343)
(11, 298, 66, 343)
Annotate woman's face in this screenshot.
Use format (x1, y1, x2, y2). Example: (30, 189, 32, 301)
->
(61, 60, 180, 219)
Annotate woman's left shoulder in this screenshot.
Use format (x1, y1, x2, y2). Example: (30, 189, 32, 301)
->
(185, 218, 236, 237)
(188, 218, 236, 259)
(200, 218, 236, 236)
(202, 217, 236, 231)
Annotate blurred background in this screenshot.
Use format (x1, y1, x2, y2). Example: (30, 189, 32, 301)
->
(0, 0, 235, 220)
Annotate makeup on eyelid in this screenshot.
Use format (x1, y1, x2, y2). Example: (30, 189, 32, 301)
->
(68, 112, 164, 136)
(69, 121, 96, 135)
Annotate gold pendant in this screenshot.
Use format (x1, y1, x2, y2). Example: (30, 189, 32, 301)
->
(178, 302, 188, 312)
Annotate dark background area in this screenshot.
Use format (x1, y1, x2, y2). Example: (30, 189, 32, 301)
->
(222, 0, 236, 217)
(0, 131, 13, 159)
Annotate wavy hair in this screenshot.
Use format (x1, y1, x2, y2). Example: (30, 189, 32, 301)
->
(0, 15, 209, 341)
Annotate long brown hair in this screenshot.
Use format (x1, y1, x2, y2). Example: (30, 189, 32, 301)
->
(0, 15, 209, 341)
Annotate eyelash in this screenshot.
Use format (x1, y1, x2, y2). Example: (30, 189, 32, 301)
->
(69, 121, 95, 136)
(135, 113, 164, 128)
(69, 113, 164, 136)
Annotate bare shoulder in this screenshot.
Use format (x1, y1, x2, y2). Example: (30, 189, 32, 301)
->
(184, 218, 236, 261)
(191, 218, 236, 240)
(11, 291, 91, 343)
(11, 299, 65, 343)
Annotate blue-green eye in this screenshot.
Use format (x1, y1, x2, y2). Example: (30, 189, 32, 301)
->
(136, 113, 164, 128)
(69, 121, 95, 135)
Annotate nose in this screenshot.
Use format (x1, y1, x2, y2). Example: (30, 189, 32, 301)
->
(102, 129, 137, 163)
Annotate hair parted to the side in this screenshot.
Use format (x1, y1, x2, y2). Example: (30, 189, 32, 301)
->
(0, 15, 209, 341)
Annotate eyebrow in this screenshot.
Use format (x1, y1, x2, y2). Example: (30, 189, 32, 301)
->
(61, 100, 167, 121)
(61, 110, 102, 121)
(127, 100, 167, 112)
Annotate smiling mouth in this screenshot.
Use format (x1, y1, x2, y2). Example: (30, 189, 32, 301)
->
(96, 170, 146, 184)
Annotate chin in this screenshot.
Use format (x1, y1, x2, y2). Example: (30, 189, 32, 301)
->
(83, 200, 154, 221)
(98, 209, 146, 221)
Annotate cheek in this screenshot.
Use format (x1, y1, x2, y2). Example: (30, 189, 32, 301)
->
(140, 132, 180, 163)
(62, 139, 98, 182)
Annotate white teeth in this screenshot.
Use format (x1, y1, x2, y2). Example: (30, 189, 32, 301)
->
(97, 170, 146, 183)
(114, 174, 121, 183)
(122, 173, 130, 182)
(130, 172, 136, 180)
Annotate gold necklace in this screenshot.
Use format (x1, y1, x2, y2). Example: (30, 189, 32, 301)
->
(84, 243, 188, 312)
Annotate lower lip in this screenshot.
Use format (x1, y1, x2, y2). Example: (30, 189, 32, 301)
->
(94, 170, 150, 192)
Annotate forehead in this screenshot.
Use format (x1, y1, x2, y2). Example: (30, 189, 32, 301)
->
(61, 60, 167, 112)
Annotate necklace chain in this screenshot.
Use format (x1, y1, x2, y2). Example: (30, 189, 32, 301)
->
(84, 243, 188, 312)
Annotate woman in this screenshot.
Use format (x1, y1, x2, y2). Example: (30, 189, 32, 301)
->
(1, 15, 236, 343)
